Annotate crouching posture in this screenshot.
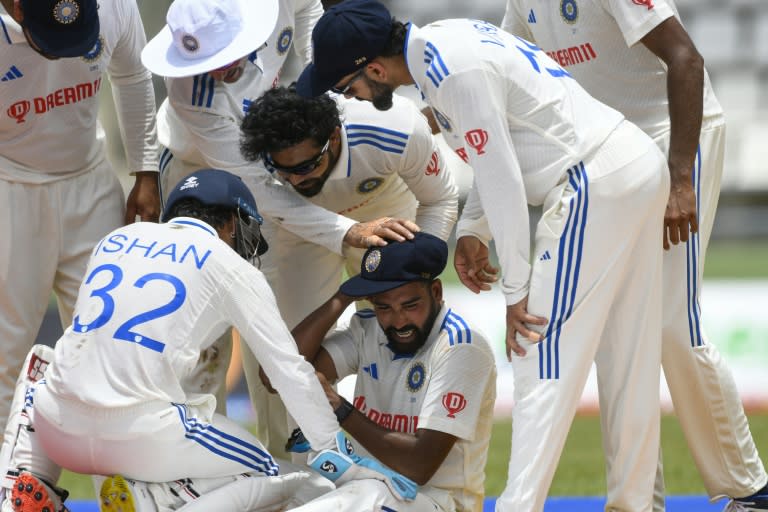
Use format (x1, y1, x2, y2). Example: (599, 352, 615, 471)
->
(0, 169, 416, 512)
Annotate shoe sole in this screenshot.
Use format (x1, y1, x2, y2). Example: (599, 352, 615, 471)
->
(99, 476, 136, 512)
(11, 472, 62, 512)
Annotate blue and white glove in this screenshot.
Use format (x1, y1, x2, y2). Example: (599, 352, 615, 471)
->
(308, 432, 419, 502)
(285, 428, 312, 454)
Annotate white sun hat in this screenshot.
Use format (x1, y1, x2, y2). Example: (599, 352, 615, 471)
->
(142, 0, 279, 78)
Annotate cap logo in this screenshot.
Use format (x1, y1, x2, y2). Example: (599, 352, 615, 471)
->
(179, 176, 199, 191)
(53, 0, 80, 24)
(364, 249, 381, 273)
(354, 57, 367, 66)
(182, 34, 200, 53)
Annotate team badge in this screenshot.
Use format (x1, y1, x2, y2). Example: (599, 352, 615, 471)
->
(560, 0, 578, 24)
(81, 36, 104, 63)
(27, 354, 50, 382)
(432, 108, 452, 132)
(276, 27, 293, 55)
(364, 249, 381, 273)
(53, 0, 79, 24)
(182, 34, 200, 53)
(357, 177, 383, 194)
(442, 392, 467, 418)
(406, 362, 426, 392)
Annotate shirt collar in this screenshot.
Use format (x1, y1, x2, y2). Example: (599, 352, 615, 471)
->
(167, 217, 218, 237)
(0, 13, 29, 45)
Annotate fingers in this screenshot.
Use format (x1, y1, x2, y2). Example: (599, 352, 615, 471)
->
(123, 204, 137, 226)
(345, 218, 420, 248)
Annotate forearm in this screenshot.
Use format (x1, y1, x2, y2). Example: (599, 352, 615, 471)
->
(666, 50, 703, 183)
(111, 77, 159, 173)
(292, 290, 354, 362)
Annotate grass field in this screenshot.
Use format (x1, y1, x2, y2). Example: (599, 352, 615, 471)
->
(59, 413, 768, 500)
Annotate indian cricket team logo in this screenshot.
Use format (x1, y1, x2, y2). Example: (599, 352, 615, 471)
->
(560, 0, 578, 24)
(53, 0, 80, 24)
(182, 34, 200, 53)
(432, 108, 452, 132)
(276, 27, 294, 55)
(406, 362, 426, 392)
(7, 100, 31, 124)
(465, 129, 489, 156)
(364, 250, 381, 273)
(357, 177, 383, 194)
(82, 36, 104, 63)
(442, 392, 467, 418)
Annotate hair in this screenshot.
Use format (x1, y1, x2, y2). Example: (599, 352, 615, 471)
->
(240, 86, 341, 162)
(380, 19, 407, 58)
(166, 198, 233, 230)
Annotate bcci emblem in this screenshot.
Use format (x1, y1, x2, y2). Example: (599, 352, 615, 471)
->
(560, 0, 578, 24)
(277, 27, 293, 55)
(357, 177, 383, 194)
(364, 250, 381, 273)
(53, 0, 80, 24)
(432, 109, 452, 132)
(81, 35, 104, 63)
(406, 362, 426, 392)
(182, 34, 200, 53)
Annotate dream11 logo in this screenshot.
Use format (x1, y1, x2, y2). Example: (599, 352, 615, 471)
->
(7, 100, 31, 124)
(442, 392, 467, 418)
(464, 128, 489, 156)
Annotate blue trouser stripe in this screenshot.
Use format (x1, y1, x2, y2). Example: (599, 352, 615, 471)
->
(686, 145, 704, 347)
(539, 163, 588, 379)
(174, 404, 279, 475)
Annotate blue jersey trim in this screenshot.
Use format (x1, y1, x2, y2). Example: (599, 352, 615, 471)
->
(0, 17, 11, 45)
(169, 219, 217, 237)
(424, 42, 450, 88)
(440, 309, 472, 346)
(686, 145, 704, 347)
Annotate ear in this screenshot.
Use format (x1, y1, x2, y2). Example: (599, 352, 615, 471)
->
(431, 279, 443, 303)
(367, 59, 389, 81)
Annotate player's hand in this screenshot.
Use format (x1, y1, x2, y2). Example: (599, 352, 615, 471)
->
(258, 366, 277, 394)
(125, 171, 161, 224)
(506, 296, 547, 359)
(316, 372, 343, 409)
(454, 236, 499, 293)
(344, 217, 419, 248)
(663, 175, 698, 250)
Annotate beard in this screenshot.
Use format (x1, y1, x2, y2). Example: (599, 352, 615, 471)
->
(383, 297, 441, 356)
(363, 74, 395, 111)
(291, 146, 337, 197)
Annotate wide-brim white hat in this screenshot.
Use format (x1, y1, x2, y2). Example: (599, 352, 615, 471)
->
(142, 0, 279, 78)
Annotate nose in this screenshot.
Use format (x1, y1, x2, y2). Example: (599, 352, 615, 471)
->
(285, 173, 308, 186)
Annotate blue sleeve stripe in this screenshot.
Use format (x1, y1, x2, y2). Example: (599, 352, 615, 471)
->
(425, 42, 449, 75)
(191, 73, 215, 107)
(440, 309, 472, 346)
(0, 17, 11, 45)
(354, 308, 376, 318)
(346, 124, 409, 140)
(347, 131, 407, 148)
(348, 139, 405, 154)
(205, 75, 215, 108)
(174, 404, 279, 476)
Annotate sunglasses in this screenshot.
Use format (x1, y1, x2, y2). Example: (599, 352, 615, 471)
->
(262, 138, 331, 176)
(331, 68, 366, 95)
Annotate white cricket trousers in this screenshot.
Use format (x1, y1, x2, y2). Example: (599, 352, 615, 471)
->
(645, 119, 767, 506)
(496, 121, 669, 512)
(0, 163, 124, 445)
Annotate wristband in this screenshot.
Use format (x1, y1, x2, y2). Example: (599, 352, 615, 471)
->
(333, 397, 355, 423)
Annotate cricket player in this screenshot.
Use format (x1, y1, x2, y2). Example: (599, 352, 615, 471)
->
(296, 0, 672, 510)
(500, 2, 768, 510)
(284, 232, 496, 512)
(0, 169, 418, 512)
(0, 0, 159, 447)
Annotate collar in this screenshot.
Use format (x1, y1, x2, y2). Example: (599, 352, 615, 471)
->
(403, 22, 425, 95)
(326, 111, 352, 181)
(0, 12, 29, 45)
(167, 217, 218, 237)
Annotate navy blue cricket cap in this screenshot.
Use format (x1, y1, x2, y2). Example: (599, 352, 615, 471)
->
(21, 0, 100, 58)
(340, 232, 448, 298)
(162, 169, 268, 255)
(295, 0, 392, 97)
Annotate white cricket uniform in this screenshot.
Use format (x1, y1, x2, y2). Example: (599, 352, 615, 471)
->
(502, 0, 767, 503)
(293, 304, 496, 512)
(406, 20, 668, 510)
(156, 0, 459, 455)
(0, 0, 157, 445)
(30, 218, 339, 483)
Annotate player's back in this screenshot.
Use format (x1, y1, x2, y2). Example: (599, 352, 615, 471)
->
(44, 218, 246, 408)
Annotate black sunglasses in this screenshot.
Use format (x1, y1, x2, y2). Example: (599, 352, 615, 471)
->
(262, 138, 331, 176)
(331, 68, 366, 95)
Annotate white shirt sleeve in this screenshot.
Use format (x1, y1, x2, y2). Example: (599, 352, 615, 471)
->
(397, 112, 459, 241)
(455, 176, 493, 245)
(321, 317, 364, 382)
(221, 263, 339, 451)
(600, 0, 675, 47)
(106, 0, 158, 174)
(418, 343, 495, 441)
(165, 99, 357, 255)
(501, 0, 535, 41)
(436, 69, 531, 305)
(292, 0, 323, 66)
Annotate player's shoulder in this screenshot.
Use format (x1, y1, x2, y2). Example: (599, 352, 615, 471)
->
(338, 94, 426, 155)
(435, 307, 494, 355)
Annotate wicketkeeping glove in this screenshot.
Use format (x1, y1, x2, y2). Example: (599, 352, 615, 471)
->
(307, 431, 418, 502)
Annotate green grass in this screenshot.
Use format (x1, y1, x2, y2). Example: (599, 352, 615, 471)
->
(60, 413, 768, 500)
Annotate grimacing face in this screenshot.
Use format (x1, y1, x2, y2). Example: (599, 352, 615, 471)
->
(371, 280, 443, 356)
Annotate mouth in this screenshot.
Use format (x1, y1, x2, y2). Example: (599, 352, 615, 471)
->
(394, 329, 414, 338)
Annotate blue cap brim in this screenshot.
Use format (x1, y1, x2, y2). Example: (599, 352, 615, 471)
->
(296, 63, 341, 98)
(339, 276, 411, 298)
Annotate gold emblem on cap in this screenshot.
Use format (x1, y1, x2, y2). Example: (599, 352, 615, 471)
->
(53, 0, 80, 24)
(365, 249, 381, 273)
